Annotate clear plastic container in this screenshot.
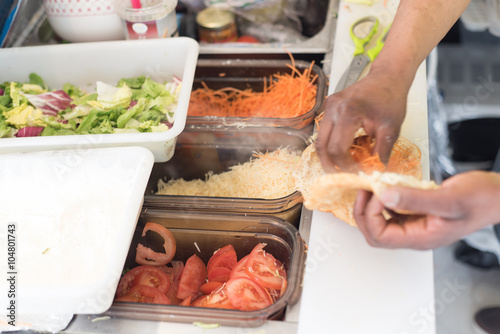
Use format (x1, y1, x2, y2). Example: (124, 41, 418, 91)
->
(186, 59, 327, 130)
(143, 126, 310, 226)
(105, 209, 306, 327)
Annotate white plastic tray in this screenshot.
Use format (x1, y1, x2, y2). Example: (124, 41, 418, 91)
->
(0, 37, 199, 162)
(0, 146, 154, 332)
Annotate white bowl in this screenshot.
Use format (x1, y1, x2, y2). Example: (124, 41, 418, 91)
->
(43, 0, 125, 42)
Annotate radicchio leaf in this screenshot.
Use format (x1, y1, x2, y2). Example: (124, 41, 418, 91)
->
(24, 90, 72, 116)
(129, 100, 138, 109)
(0, 88, 4, 96)
(15, 126, 44, 137)
(161, 121, 173, 129)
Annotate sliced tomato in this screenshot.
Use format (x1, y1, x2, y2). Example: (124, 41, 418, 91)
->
(207, 244, 238, 274)
(245, 243, 287, 290)
(230, 255, 251, 280)
(160, 260, 184, 283)
(131, 266, 171, 294)
(115, 285, 171, 305)
(180, 296, 192, 306)
(116, 265, 170, 298)
(135, 222, 176, 266)
(226, 277, 272, 311)
(207, 266, 232, 283)
(191, 285, 233, 309)
(176, 254, 207, 301)
(200, 281, 224, 295)
(165, 278, 181, 305)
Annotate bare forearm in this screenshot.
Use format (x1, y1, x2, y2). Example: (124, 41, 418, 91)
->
(371, 0, 471, 88)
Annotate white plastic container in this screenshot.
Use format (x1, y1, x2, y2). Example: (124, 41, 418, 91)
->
(113, 0, 178, 39)
(0, 146, 154, 332)
(0, 37, 199, 162)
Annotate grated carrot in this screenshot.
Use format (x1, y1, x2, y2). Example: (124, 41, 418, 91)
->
(188, 60, 318, 119)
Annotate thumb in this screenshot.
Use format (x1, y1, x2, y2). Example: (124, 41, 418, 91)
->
(379, 187, 461, 219)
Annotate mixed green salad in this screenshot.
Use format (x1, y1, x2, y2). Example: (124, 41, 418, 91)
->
(0, 73, 181, 138)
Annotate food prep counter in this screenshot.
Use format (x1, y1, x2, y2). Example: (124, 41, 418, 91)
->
(62, 0, 435, 333)
(0, 0, 435, 332)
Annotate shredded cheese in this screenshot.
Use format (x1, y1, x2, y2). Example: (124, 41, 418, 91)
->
(156, 148, 301, 199)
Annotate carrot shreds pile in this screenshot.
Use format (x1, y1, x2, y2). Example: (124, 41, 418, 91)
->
(188, 62, 318, 118)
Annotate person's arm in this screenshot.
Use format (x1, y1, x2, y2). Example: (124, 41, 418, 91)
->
(315, 0, 471, 172)
(353, 171, 500, 250)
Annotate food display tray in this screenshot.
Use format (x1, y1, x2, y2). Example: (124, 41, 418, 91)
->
(186, 58, 327, 130)
(105, 209, 306, 327)
(143, 126, 311, 227)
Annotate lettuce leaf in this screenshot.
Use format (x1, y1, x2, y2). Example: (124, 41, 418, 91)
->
(5, 104, 45, 128)
(87, 82, 132, 110)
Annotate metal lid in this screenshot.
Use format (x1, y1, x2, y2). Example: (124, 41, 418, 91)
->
(196, 7, 235, 29)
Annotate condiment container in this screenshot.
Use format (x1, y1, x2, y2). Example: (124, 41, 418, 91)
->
(106, 209, 306, 327)
(112, 0, 179, 39)
(195, 7, 238, 43)
(187, 58, 327, 131)
(143, 126, 310, 227)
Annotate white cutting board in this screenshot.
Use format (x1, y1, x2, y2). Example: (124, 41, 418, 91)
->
(0, 146, 154, 331)
(298, 0, 436, 333)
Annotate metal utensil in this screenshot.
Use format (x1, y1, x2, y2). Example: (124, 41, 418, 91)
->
(334, 16, 392, 92)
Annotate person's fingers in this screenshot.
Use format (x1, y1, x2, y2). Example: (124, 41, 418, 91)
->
(324, 116, 361, 172)
(372, 126, 400, 164)
(354, 190, 394, 247)
(353, 190, 374, 240)
(315, 117, 338, 173)
(379, 187, 463, 219)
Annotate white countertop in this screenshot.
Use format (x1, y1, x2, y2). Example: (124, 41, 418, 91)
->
(297, 0, 435, 333)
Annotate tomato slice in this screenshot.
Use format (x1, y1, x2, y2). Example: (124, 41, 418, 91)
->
(226, 277, 272, 311)
(207, 266, 232, 283)
(191, 285, 233, 309)
(230, 255, 251, 280)
(131, 266, 171, 294)
(176, 254, 207, 301)
(160, 260, 184, 283)
(207, 244, 238, 274)
(180, 296, 192, 306)
(116, 265, 170, 298)
(165, 278, 181, 305)
(200, 281, 224, 295)
(115, 285, 171, 305)
(245, 243, 287, 290)
(135, 222, 176, 266)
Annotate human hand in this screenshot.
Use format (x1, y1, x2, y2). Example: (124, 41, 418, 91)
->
(353, 171, 500, 250)
(315, 70, 409, 172)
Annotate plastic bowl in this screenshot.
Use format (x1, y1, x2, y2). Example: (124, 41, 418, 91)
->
(186, 59, 327, 130)
(0, 37, 199, 162)
(143, 126, 310, 226)
(43, 0, 125, 42)
(106, 209, 306, 327)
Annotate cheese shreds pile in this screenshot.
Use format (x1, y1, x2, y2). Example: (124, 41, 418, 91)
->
(156, 148, 302, 199)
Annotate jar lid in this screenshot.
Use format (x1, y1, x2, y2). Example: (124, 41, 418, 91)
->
(196, 7, 235, 29)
